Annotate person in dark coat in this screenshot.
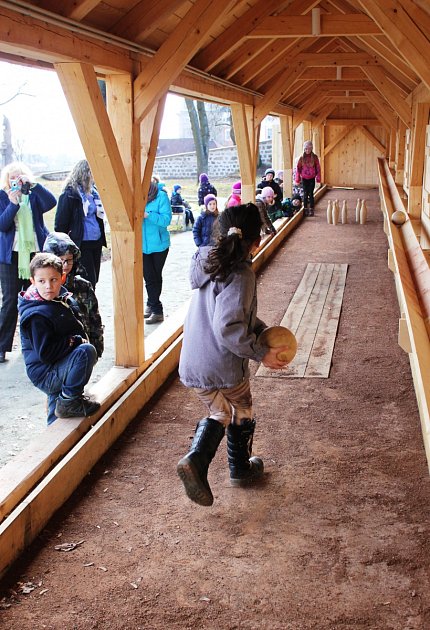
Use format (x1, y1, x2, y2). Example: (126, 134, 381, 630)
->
(193, 194, 219, 247)
(18, 253, 99, 425)
(55, 159, 106, 288)
(257, 168, 283, 211)
(197, 174, 217, 207)
(170, 184, 195, 229)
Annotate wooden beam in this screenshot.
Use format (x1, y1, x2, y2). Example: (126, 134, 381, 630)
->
(55, 62, 134, 231)
(0, 6, 133, 73)
(312, 104, 337, 128)
(295, 52, 380, 66)
(106, 74, 146, 367)
(324, 125, 357, 155)
(395, 120, 407, 185)
(111, 0, 185, 42)
(364, 67, 411, 128)
(299, 67, 367, 80)
(357, 0, 430, 91)
(250, 14, 382, 37)
(231, 103, 259, 202)
(191, 0, 281, 72)
(293, 95, 329, 131)
(254, 62, 306, 128)
(355, 35, 419, 89)
(280, 115, 294, 197)
(408, 102, 430, 219)
(358, 125, 386, 153)
(365, 91, 397, 130)
(133, 0, 236, 123)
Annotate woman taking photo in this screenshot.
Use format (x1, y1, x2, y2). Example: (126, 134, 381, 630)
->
(55, 159, 106, 288)
(0, 161, 56, 363)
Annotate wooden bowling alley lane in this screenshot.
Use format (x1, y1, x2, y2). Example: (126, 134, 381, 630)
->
(256, 262, 348, 379)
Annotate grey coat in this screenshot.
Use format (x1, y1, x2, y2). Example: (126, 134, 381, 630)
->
(179, 246, 268, 389)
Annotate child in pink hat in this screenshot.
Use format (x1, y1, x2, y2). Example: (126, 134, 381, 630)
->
(225, 181, 241, 208)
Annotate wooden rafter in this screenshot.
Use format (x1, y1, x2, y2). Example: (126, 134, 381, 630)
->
(214, 39, 275, 82)
(38, 0, 100, 20)
(133, 0, 236, 123)
(312, 104, 337, 128)
(299, 67, 367, 80)
(357, 0, 430, 91)
(295, 52, 380, 66)
(364, 66, 411, 127)
(249, 14, 382, 37)
(293, 95, 330, 130)
(248, 38, 311, 91)
(354, 35, 419, 89)
(365, 91, 397, 130)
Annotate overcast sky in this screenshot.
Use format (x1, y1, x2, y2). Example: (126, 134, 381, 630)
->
(0, 61, 181, 162)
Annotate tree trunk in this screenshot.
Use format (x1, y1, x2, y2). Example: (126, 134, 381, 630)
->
(185, 98, 209, 183)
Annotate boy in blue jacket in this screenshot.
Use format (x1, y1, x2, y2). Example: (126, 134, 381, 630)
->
(18, 252, 100, 425)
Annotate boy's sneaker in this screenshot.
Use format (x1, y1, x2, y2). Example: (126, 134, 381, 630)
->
(55, 395, 100, 419)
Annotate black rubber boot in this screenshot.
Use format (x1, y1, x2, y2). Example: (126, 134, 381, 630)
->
(308, 207, 315, 216)
(227, 419, 264, 487)
(177, 418, 225, 506)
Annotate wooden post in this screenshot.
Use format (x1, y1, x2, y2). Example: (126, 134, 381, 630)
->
(395, 120, 407, 186)
(408, 102, 430, 219)
(280, 114, 293, 197)
(231, 103, 258, 203)
(389, 126, 397, 169)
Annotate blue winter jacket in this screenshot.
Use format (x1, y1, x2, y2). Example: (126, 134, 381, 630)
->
(0, 184, 56, 264)
(18, 287, 87, 384)
(192, 211, 218, 247)
(142, 191, 172, 254)
(179, 246, 268, 389)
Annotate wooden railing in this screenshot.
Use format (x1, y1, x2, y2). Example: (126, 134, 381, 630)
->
(378, 157, 430, 472)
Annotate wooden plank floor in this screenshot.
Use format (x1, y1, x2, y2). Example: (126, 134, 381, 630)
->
(256, 262, 348, 378)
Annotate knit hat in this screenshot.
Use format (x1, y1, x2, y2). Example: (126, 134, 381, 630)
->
(261, 186, 274, 199)
(232, 181, 241, 193)
(199, 173, 209, 184)
(173, 184, 182, 192)
(303, 140, 313, 150)
(265, 168, 275, 177)
(204, 193, 217, 208)
(276, 170, 283, 180)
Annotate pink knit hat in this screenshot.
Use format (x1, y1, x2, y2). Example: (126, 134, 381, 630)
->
(232, 181, 241, 193)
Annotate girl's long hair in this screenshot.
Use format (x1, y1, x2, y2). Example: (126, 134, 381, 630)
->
(205, 203, 262, 282)
(300, 151, 316, 167)
(65, 159, 92, 193)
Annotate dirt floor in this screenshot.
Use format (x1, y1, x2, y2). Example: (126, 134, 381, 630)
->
(1, 188, 430, 629)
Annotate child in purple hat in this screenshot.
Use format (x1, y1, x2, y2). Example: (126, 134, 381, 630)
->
(193, 194, 219, 247)
(197, 174, 217, 207)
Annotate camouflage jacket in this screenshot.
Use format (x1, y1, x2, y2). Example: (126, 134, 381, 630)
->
(65, 267, 104, 358)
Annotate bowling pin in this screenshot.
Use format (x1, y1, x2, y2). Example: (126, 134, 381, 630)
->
(327, 199, 333, 224)
(332, 199, 340, 225)
(341, 200, 348, 224)
(355, 198, 361, 223)
(359, 199, 367, 224)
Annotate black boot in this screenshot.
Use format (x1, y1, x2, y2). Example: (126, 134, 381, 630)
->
(227, 419, 264, 487)
(308, 207, 315, 216)
(177, 418, 225, 506)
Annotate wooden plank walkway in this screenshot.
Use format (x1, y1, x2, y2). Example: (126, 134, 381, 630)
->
(256, 262, 348, 379)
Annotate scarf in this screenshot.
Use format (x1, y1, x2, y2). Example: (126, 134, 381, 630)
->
(17, 194, 34, 280)
(78, 185, 105, 220)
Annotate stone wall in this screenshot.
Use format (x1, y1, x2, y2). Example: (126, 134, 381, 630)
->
(154, 140, 272, 179)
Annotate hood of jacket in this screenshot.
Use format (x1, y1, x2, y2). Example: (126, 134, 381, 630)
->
(189, 245, 212, 290)
(19, 285, 76, 326)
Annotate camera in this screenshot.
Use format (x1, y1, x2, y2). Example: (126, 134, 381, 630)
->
(21, 182, 31, 195)
(10, 179, 21, 192)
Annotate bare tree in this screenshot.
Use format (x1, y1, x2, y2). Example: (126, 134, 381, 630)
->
(185, 98, 210, 182)
(0, 82, 35, 167)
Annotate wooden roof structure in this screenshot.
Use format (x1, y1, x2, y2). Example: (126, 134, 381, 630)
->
(1, 0, 430, 578)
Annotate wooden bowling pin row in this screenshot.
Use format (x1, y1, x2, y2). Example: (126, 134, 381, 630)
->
(326, 199, 367, 225)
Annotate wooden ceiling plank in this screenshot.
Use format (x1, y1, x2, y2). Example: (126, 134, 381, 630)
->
(111, 0, 185, 42)
(191, 0, 281, 72)
(254, 62, 306, 127)
(357, 0, 430, 91)
(295, 52, 379, 65)
(250, 14, 382, 37)
(234, 38, 305, 88)
(133, 0, 236, 123)
(364, 66, 411, 127)
(215, 39, 275, 81)
(68, 0, 101, 21)
(55, 62, 134, 230)
(358, 125, 386, 152)
(248, 38, 312, 91)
